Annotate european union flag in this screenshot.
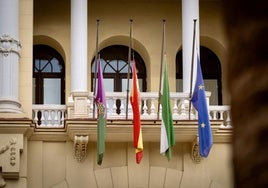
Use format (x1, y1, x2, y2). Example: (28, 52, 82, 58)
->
(191, 55, 213, 157)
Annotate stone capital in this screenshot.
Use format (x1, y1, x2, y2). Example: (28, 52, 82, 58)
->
(0, 34, 21, 57)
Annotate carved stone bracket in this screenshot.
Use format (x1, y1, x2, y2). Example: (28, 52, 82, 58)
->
(191, 137, 202, 163)
(0, 138, 17, 166)
(0, 34, 21, 57)
(0, 134, 23, 179)
(74, 135, 89, 162)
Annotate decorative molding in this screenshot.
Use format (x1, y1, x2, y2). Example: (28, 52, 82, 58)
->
(0, 34, 21, 57)
(191, 137, 202, 163)
(74, 135, 88, 162)
(0, 134, 23, 179)
(0, 138, 16, 166)
(9, 139, 16, 166)
(71, 92, 90, 118)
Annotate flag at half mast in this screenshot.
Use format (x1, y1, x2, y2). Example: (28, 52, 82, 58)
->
(160, 60, 175, 160)
(95, 56, 107, 165)
(130, 60, 143, 164)
(190, 54, 213, 157)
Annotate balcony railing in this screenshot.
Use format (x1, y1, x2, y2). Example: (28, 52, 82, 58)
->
(32, 104, 66, 128)
(32, 92, 231, 129)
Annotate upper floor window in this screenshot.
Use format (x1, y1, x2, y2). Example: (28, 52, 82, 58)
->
(91, 45, 147, 93)
(176, 46, 222, 105)
(33, 44, 65, 104)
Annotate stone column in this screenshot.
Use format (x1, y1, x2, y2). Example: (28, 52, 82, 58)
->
(70, 0, 89, 118)
(0, 0, 22, 113)
(182, 0, 200, 93)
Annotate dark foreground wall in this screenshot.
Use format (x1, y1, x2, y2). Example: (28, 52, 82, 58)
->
(223, 1, 268, 187)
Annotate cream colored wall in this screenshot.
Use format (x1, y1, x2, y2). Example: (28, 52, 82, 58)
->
(27, 141, 233, 188)
(200, 1, 230, 104)
(32, 0, 229, 105)
(19, 0, 33, 118)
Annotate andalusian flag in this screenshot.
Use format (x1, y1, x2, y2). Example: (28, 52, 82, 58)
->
(130, 61, 143, 164)
(160, 62, 175, 160)
(95, 56, 107, 165)
(191, 54, 213, 157)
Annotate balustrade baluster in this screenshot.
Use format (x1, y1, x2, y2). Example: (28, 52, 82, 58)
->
(120, 97, 125, 118)
(142, 99, 148, 116)
(61, 110, 65, 127)
(150, 98, 156, 119)
(112, 98, 117, 116)
(225, 110, 232, 128)
(173, 99, 179, 120)
(54, 110, 59, 126)
(33, 110, 38, 124)
(47, 110, 52, 126)
(179, 100, 187, 120)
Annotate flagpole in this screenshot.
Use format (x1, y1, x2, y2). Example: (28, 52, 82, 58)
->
(189, 19, 197, 120)
(157, 19, 166, 120)
(93, 19, 100, 119)
(126, 19, 133, 119)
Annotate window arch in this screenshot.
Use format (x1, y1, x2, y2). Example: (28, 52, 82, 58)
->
(91, 45, 147, 92)
(33, 44, 65, 104)
(176, 46, 222, 105)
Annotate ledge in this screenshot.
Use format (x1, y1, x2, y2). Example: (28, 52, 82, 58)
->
(66, 119, 232, 143)
(0, 118, 33, 137)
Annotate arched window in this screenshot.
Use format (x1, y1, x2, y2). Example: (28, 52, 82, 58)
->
(91, 45, 147, 92)
(176, 46, 222, 105)
(33, 44, 65, 104)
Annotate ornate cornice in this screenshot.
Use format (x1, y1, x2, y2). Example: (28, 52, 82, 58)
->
(0, 34, 21, 57)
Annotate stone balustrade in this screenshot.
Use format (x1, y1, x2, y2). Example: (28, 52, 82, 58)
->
(32, 92, 232, 129)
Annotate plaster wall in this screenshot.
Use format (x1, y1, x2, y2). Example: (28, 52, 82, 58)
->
(27, 141, 233, 188)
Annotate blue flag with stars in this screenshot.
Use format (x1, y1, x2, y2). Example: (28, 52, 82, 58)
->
(191, 54, 213, 157)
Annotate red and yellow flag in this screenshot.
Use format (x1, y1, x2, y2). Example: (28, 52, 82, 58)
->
(130, 61, 143, 164)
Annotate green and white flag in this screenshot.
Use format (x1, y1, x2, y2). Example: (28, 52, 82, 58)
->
(160, 63, 175, 160)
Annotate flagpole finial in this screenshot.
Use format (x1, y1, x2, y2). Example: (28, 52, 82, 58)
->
(193, 19, 197, 22)
(163, 19, 166, 22)
(130, 19, 133, 23)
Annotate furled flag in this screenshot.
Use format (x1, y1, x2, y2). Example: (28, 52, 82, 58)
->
(190, 54, 213, 157)
(160, 61, 175, 160)
(130, 61, 143, 164)
(95, 56, 107, 165)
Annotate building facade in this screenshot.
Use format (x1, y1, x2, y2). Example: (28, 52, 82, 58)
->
(0, 0, 232, 187)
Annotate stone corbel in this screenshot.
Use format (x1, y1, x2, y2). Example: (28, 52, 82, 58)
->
(191, 136, 202, 163)
(0, 134, 23, 179)
(74, 135, 89, 162)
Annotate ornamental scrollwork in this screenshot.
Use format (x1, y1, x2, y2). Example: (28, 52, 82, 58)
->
(74, 135, 88, 162)
(191, 138, 202, 163)
(0, 34, 21, 57)
(0, 138, 17, 166)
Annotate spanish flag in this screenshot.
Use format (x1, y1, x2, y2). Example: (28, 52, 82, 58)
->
(130, 60, 143, 164)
